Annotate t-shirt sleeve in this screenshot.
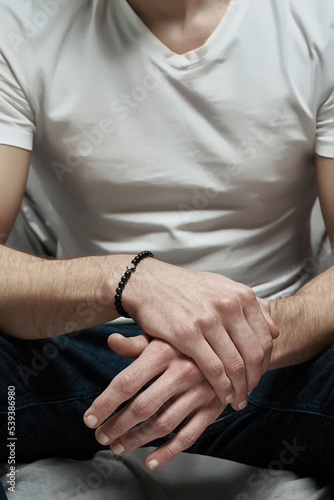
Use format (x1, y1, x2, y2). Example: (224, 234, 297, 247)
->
(0, 9, 35, 151)
(315, 88, 334, 158)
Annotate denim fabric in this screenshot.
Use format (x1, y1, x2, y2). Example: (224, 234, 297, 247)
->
(0, 324, 333, 498)
(187, 347, 334, 476)
(0, 326, 140, 462)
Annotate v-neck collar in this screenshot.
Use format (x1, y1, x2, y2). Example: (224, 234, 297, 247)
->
(116, 0, 243, 70)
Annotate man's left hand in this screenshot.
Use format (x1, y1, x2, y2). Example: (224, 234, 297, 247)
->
(84, 333, 225, 471)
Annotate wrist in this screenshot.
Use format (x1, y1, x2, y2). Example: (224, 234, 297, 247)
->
(97, 254, 137, 314)
(99, 252, 156, 320)
(268, 292, 334, 370)
(267, 295, 301, 369)
(114, 251, 154, 319)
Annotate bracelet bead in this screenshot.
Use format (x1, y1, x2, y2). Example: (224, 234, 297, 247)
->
(114, 251, 154, 318)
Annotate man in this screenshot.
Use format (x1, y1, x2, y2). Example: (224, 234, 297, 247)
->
(0, 0, 333, 479)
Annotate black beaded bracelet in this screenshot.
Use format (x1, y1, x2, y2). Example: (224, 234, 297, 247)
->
(114, 251, 154, 318)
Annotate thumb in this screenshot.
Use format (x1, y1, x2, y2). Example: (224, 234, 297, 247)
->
(107, 333, 151, 359)
(257, 298, 280, 340)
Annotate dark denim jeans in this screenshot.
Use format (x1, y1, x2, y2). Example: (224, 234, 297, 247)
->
(1, 325, 334, 498)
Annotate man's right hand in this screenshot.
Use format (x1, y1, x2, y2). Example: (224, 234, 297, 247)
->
(123, 258, 279, 410)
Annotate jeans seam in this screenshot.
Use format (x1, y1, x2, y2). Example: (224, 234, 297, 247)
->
(0, 388, 105, 414)
(249, 398, 334, 420)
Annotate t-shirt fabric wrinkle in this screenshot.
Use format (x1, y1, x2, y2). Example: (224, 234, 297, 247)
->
(0, 0, 333, 298)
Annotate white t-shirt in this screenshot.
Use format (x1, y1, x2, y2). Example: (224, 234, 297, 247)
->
(0, 0, 333, 297)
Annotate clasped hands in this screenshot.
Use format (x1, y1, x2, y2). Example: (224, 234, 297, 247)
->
(84, 265, 278, 471)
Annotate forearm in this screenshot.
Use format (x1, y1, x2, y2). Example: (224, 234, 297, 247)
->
(0, 244, 134, 339)
(269, 267, 334, 370)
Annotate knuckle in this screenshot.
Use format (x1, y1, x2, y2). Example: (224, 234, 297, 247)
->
(179, 430, 198, 450)
(158, 340, 177, 358)
(141, 416, 157, 435)
(105, 419, 124, 437)
(116, 372, 138, 397)
(164, 444, 177, 461)
(96, 419, 124, 443)
(207, 360, 225, 379)
(194, 310, 216, 330)
(155, 417, 175, 436)
(219, 296, 240, 314)
(93, 397, 113, 417)
(220, 379, 233, 395)
(180, 359, 199, 380)
(239, 286, 256, 305)
(126, 432, 142, 450)
(251, 347, 265, 367)
(227, 358, 245, 378)
(190, 309, 220, 339)
(132, 396, 155, 420)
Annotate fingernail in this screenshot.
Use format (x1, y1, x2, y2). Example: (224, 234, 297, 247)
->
(111, 443, 125, 455)
(148, 459, 159, 470)
(238, 399, 248, 410)
(225, 393, 234, 404)
(84, 414, 99, 428)
(96, 432, 110, 445)
(247, 391, 252, 397)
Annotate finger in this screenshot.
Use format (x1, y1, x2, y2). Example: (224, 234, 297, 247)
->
(217, 292, 273, 385)
(109, 380, 224, 460)
(201, 330, 249, 411)
(83, 341, 171, 430)
(107, 333, 150, 359)
(258, 298, 280, 340)
(186, 338, 237, 407)
(216, 310, 270, 395)
(265, 316, 280, 340)
(144, 407, 223, 471)
(226, 290, 273, 379)
(242, 300, 273, 376)
(95, 363, 187, 446)
(214, 313, 265, 392)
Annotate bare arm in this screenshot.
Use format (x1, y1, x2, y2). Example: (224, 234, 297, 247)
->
(268, 154, 334, 368)
(0, 145, 30, 243)
(84, 153, 334, 467)
(0, 145, 136, 338)
(316, 154, 334, 250)
(84, 266, 334, 470)
(1, 144, 276, 408)
(268, 266, 334, 369)
(0, 244, 139, 339)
